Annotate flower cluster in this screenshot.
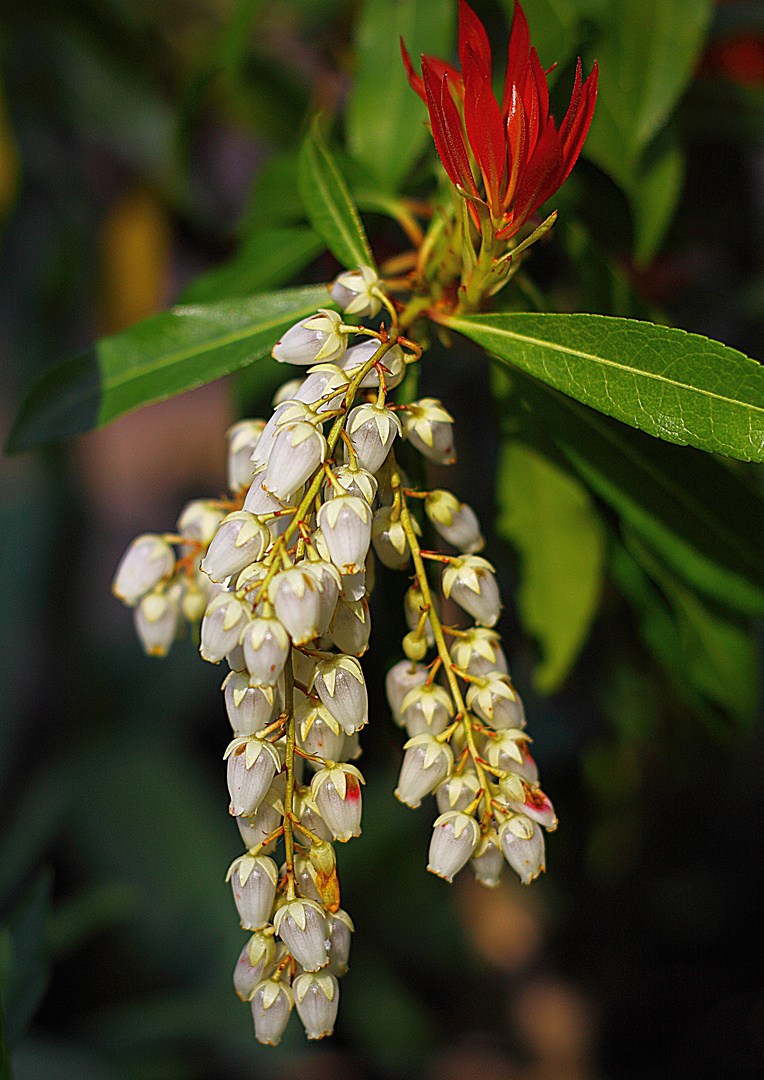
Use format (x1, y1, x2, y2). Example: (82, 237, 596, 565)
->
(402, 0, 598, 241)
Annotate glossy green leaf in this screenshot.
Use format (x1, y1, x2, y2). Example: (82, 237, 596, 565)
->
(446, 311, 764, 462)
(298, 118, 375, 271)
(179, 226, 323, 304)
(496, 441, 606, 692)
(491, 365, 764, 616)
(6, 284, 333, 453)
(498, 0, 577, 74)
(347, 0, 454, 191)
(584, 0, 713, 184)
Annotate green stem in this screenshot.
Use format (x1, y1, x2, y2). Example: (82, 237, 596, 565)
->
(283, 650, 297, 900)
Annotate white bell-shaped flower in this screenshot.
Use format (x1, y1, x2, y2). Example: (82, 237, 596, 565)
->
(223, 672, 276, 737)
(113, 534, 175, 606)
(471, 831, 504, 887)
(272, 308, 347, 365)
(134, 590, 180, 656)
(466, 674, 526, 729)
(385, 660, 429, 724)
(395, 735, 454, 808)
(330, 596, 371, 656)
(249, 401, 313, 470)
(330, 264, 382, 316)
(264, 422, 327, 500)
(292, 362, 349, 411)
(234, 931, 276, 1000)
(329, 461, 378, 504)
(371, 506, 413, 569)
(424, 490, 484, 553)
(304, 559, 341, 635)
(345, 402, 402, 473)
(317, 494, 372, 575)
(228, 854, 278, 930)
(340, 569, 366, 602)
(201, 511, 270, 583)
(293, 972, 340, 1040)
(177, 499, 225, 545)
(225, 737, 282, 816)
(311, 764, 364, 842)
(402, 398, 456, 464)
(325, 909, 354, 977)
(436, 771, 481, 814)
(499, 815, 545, 884)
(273, 898, 330, 971)
(294, 790, 333, 842)
(449, 627, 508, 677)
(485, 729, 530, 773)
(227, 419, 266, 492)
(268, 566, 322, 645)
(400, 683, 453, 738)
(310, 655, 368, 734)
(499, 784, 557, 831)
(427, 810, 481, 882)
(337, 338, 406, 388)
(200, 593, 250, 663)
(241, 617, 290, 685)
(297, 700, 346, 761)
(442, 556, 502, 627)
(251, 979, 293, 1045)
(236, 786, 283, 851)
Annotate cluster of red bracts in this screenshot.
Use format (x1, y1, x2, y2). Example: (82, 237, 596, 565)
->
(402, 0, 598, 241)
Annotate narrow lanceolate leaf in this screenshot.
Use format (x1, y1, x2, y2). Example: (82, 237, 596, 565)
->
(492, 365, 764, 617)
(446, 312, 764, 462)
(298, 118, 375, 272)
(496, 441, 605, 693)
(6, 284, 333, 453)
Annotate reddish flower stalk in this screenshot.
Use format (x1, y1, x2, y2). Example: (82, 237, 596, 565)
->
(402, 0, 598, 242)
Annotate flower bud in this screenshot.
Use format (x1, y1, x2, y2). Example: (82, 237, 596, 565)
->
(236, 786, 283, 851)
(241, 617, 290, 685)
(402, 630, 428, 662)
(427, 810, 480, 882)
(311, 764, 364, 842)
(251, 978, 293, 1045)
(273, 898, 330, 971)
(395, 735, 454, 808)
(442, 556, 502, 627)
(471, 831, 504, 888)
(200, 593, 250, 663)
(425, 490, 484, 553)
(228, 854, 278, 930)
(330, 462, 378, 504)
(268, 566, 322, 645)
(466, 675, 525, 729)
(317, 494, 372, 575)
(234, 930, 276, 1000)
(251, 401, 315, 470)
(113, 534, 175, 606)
(485, 728, 530, 773)
(227, 419, 266, 492)
(499, 786, 557, 831)
(402, 398, 456, 464)
(223, 672, 276, 736)
(177, 500, 225, 545)
(325, 909, 353, 976)
(297, 700, 346, 761)
(372, 506, 413, 569)
(345, 402, 402, 473)
(304, 559, 341, 636)
(292, 362, 350, 411)
(272, 309, 347, 365)
(330, 596, 371, 656)
(201, 512, 271, 583)
(225, 737, 282, 816)
(293, 972, 340, 1040)
(449, 628, 508, 677)
(180, 575, 211, 622)
(134, 590, 180, 656)
(264, 422, 327, 500)
(337, 338, 406, 389)
(499, 816, 545, 884)
(403, 585, 436, 646)
(436, 771, 481, 814)
(385, 660, 429, 724)
(330, 264, 382, 316)
(242, 469, 285, 520)
(311, 655, 368, 735)
(400, 683, 453, 737)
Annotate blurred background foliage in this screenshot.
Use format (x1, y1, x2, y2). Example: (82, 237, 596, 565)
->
(2, 0, 764, 1077)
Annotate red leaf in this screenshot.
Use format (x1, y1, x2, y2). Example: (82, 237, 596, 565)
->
(502, 0, 531, 118)
(463, 45, 506, 211)
(458, 0, 492, 79)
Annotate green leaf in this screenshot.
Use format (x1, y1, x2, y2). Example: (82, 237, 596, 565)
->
(496, 441, 606, 692)
(298, 118, 375, 271)
(1, 873, 52, 1049)
(498, 0, 577, 74)
(242, 152, 304, 228)
(178, 226, 323, 304)
(584, 0, 713, 183)
(0, 993, 11, 1080)
(445, 311, 764, 462)
(6, 284, 333, 452)
(491, 365, 764, 616)
(346, 0, 454, 191)
(630, 139, 684, 268)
